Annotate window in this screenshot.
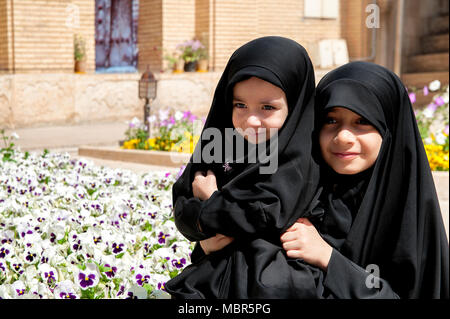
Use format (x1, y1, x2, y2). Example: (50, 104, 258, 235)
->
(304, 0, 339, 19)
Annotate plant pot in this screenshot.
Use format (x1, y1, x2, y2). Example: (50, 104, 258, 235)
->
(197, 59, 208, 72)
(74, 60, 86, 73)
(184, 61, 197, 72)
(173, 59, 185, 73)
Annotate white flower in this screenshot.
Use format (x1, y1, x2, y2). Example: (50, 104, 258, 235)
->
(422, 107, 435, 119)
(54, 280, 79, 299)
(0, 149, 193, 299)
(174, 111, 184, 121)
(429, 80, 441, 91)
(435, 132, 447, 145)
(11, 132, 19, 139)
(159, 108, 170, 121)
(11, 280, 27, 298)
(77, 263, 100, 290)
(38, 263, 59, 284)
(126, 284, 148, 299)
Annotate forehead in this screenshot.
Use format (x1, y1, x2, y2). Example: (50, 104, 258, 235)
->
(327, 107, 361, 117)
(233, 77, 285, 97)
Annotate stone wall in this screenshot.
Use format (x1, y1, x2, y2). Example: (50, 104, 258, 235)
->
(0, 73, 143, 128)
(0, 69, 337, 129)
(0, 72, 224, 129)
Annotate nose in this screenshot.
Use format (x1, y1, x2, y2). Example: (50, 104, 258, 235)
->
(246, 114, 262, 127)
(334, 129, 356, 144)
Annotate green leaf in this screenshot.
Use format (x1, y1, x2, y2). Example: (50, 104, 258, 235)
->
(169, 269, 179, 279)
(115, 252, 125, 259)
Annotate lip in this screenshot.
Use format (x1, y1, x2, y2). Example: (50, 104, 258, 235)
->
(332, 152, 359, 159)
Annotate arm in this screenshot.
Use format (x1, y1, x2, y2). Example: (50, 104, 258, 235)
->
(174, 169, 284, 241)
(190, 234, 235, 264)
(280, 218, 400, 299)
(322, 248, 400, 299)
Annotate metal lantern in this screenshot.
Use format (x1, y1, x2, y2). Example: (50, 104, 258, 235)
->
(139, 65, 157, 136)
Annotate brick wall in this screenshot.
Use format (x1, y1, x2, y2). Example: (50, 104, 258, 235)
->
(162, 0, 196, 69)
(73, 0, 95, 72)
(202, 0, 343, 71)
(0, 0, 11, 72)
(0, 0, 370, 74)
(340, 0, 371, 59)
(0, 0, 95, 73)
(137, 0, 163, 73)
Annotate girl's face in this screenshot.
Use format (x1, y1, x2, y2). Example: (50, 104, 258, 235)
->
(232, 77, 289, 144)
(319, 107, 382, 175)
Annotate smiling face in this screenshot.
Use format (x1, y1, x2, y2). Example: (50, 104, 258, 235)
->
(232, 76, 289, 144)
(319, 107, 383, 175)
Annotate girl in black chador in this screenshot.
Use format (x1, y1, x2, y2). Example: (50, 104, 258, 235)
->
(281, 61, 449, 298)
(164, 36, 326, 298)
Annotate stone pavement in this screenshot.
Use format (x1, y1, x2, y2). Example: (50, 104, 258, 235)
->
(4, 121, 449, 239)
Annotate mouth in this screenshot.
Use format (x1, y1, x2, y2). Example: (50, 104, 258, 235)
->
(332, 152, 360, 159)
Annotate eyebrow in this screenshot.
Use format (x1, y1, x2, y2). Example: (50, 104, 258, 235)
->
(232, 95, 280, 105)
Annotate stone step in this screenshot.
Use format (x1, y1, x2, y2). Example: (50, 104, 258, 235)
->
(78, 145, 191, 168)
(407, 52, 449, 73)
(402, 71, 449, 89)
(429, 15, 449, 35)
(421, 33, 449, 54)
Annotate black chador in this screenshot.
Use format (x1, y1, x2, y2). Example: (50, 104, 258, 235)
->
(164, 36, 324, 299)
(313, 62, 449, 299)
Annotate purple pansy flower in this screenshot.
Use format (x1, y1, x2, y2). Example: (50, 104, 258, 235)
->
(103, 264, 117, 278)
(172, 258, 186, 269)
(112, 242, 124, 254)
(60, 292, 77, 299)
(135, 273, 150, 286)
(78, 272, 97, 289)
(158, 232, 170, 244)
(158, 282, 167, 291)
(44, 271, 57, 284)
(0, 246, 10, 258)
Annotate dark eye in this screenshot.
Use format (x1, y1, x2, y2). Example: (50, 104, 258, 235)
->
(357, 117, 371, 125)
(323, 116, 336, 125)
(233, 102, 246, 109)
(262, 105, 275, 110)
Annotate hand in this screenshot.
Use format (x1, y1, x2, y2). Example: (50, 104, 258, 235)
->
(280, 218, 333, 271)
(200, 234, 234, 255)
(192, 170, 218, 201)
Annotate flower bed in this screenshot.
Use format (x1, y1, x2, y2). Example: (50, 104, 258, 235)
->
(410, 81, 449, 171)
(122, 109, 202, 153)
(0, 146, 192, 299)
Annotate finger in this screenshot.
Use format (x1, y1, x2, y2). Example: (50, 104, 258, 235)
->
(206, 169, 215, 176)
(195, 171, 205, 178)
(280, 232, 297, 243)
(282, 240, 301, 251)
(285, 223, 299, 233)
(286, 249, 303, 259)
(302, 218, 313, 226)
(221, 236, 234, 245)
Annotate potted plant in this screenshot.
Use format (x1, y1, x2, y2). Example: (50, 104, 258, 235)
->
(163, 49, 184, 73)
(197, 46, 209, 72)
(74, 34, 86, 73)
(177, 39, 205, 72)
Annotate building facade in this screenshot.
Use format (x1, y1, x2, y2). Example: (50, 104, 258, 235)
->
(0, 0, 448, 128)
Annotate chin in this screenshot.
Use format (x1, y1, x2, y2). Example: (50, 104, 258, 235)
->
(331, 165, 363, 175)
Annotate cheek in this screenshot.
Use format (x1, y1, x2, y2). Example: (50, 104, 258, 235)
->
(319, 130, 331, 155)
(232, 110, 241, 129)
(267, 111, 288, 130)
(363, 133, 383, 162)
